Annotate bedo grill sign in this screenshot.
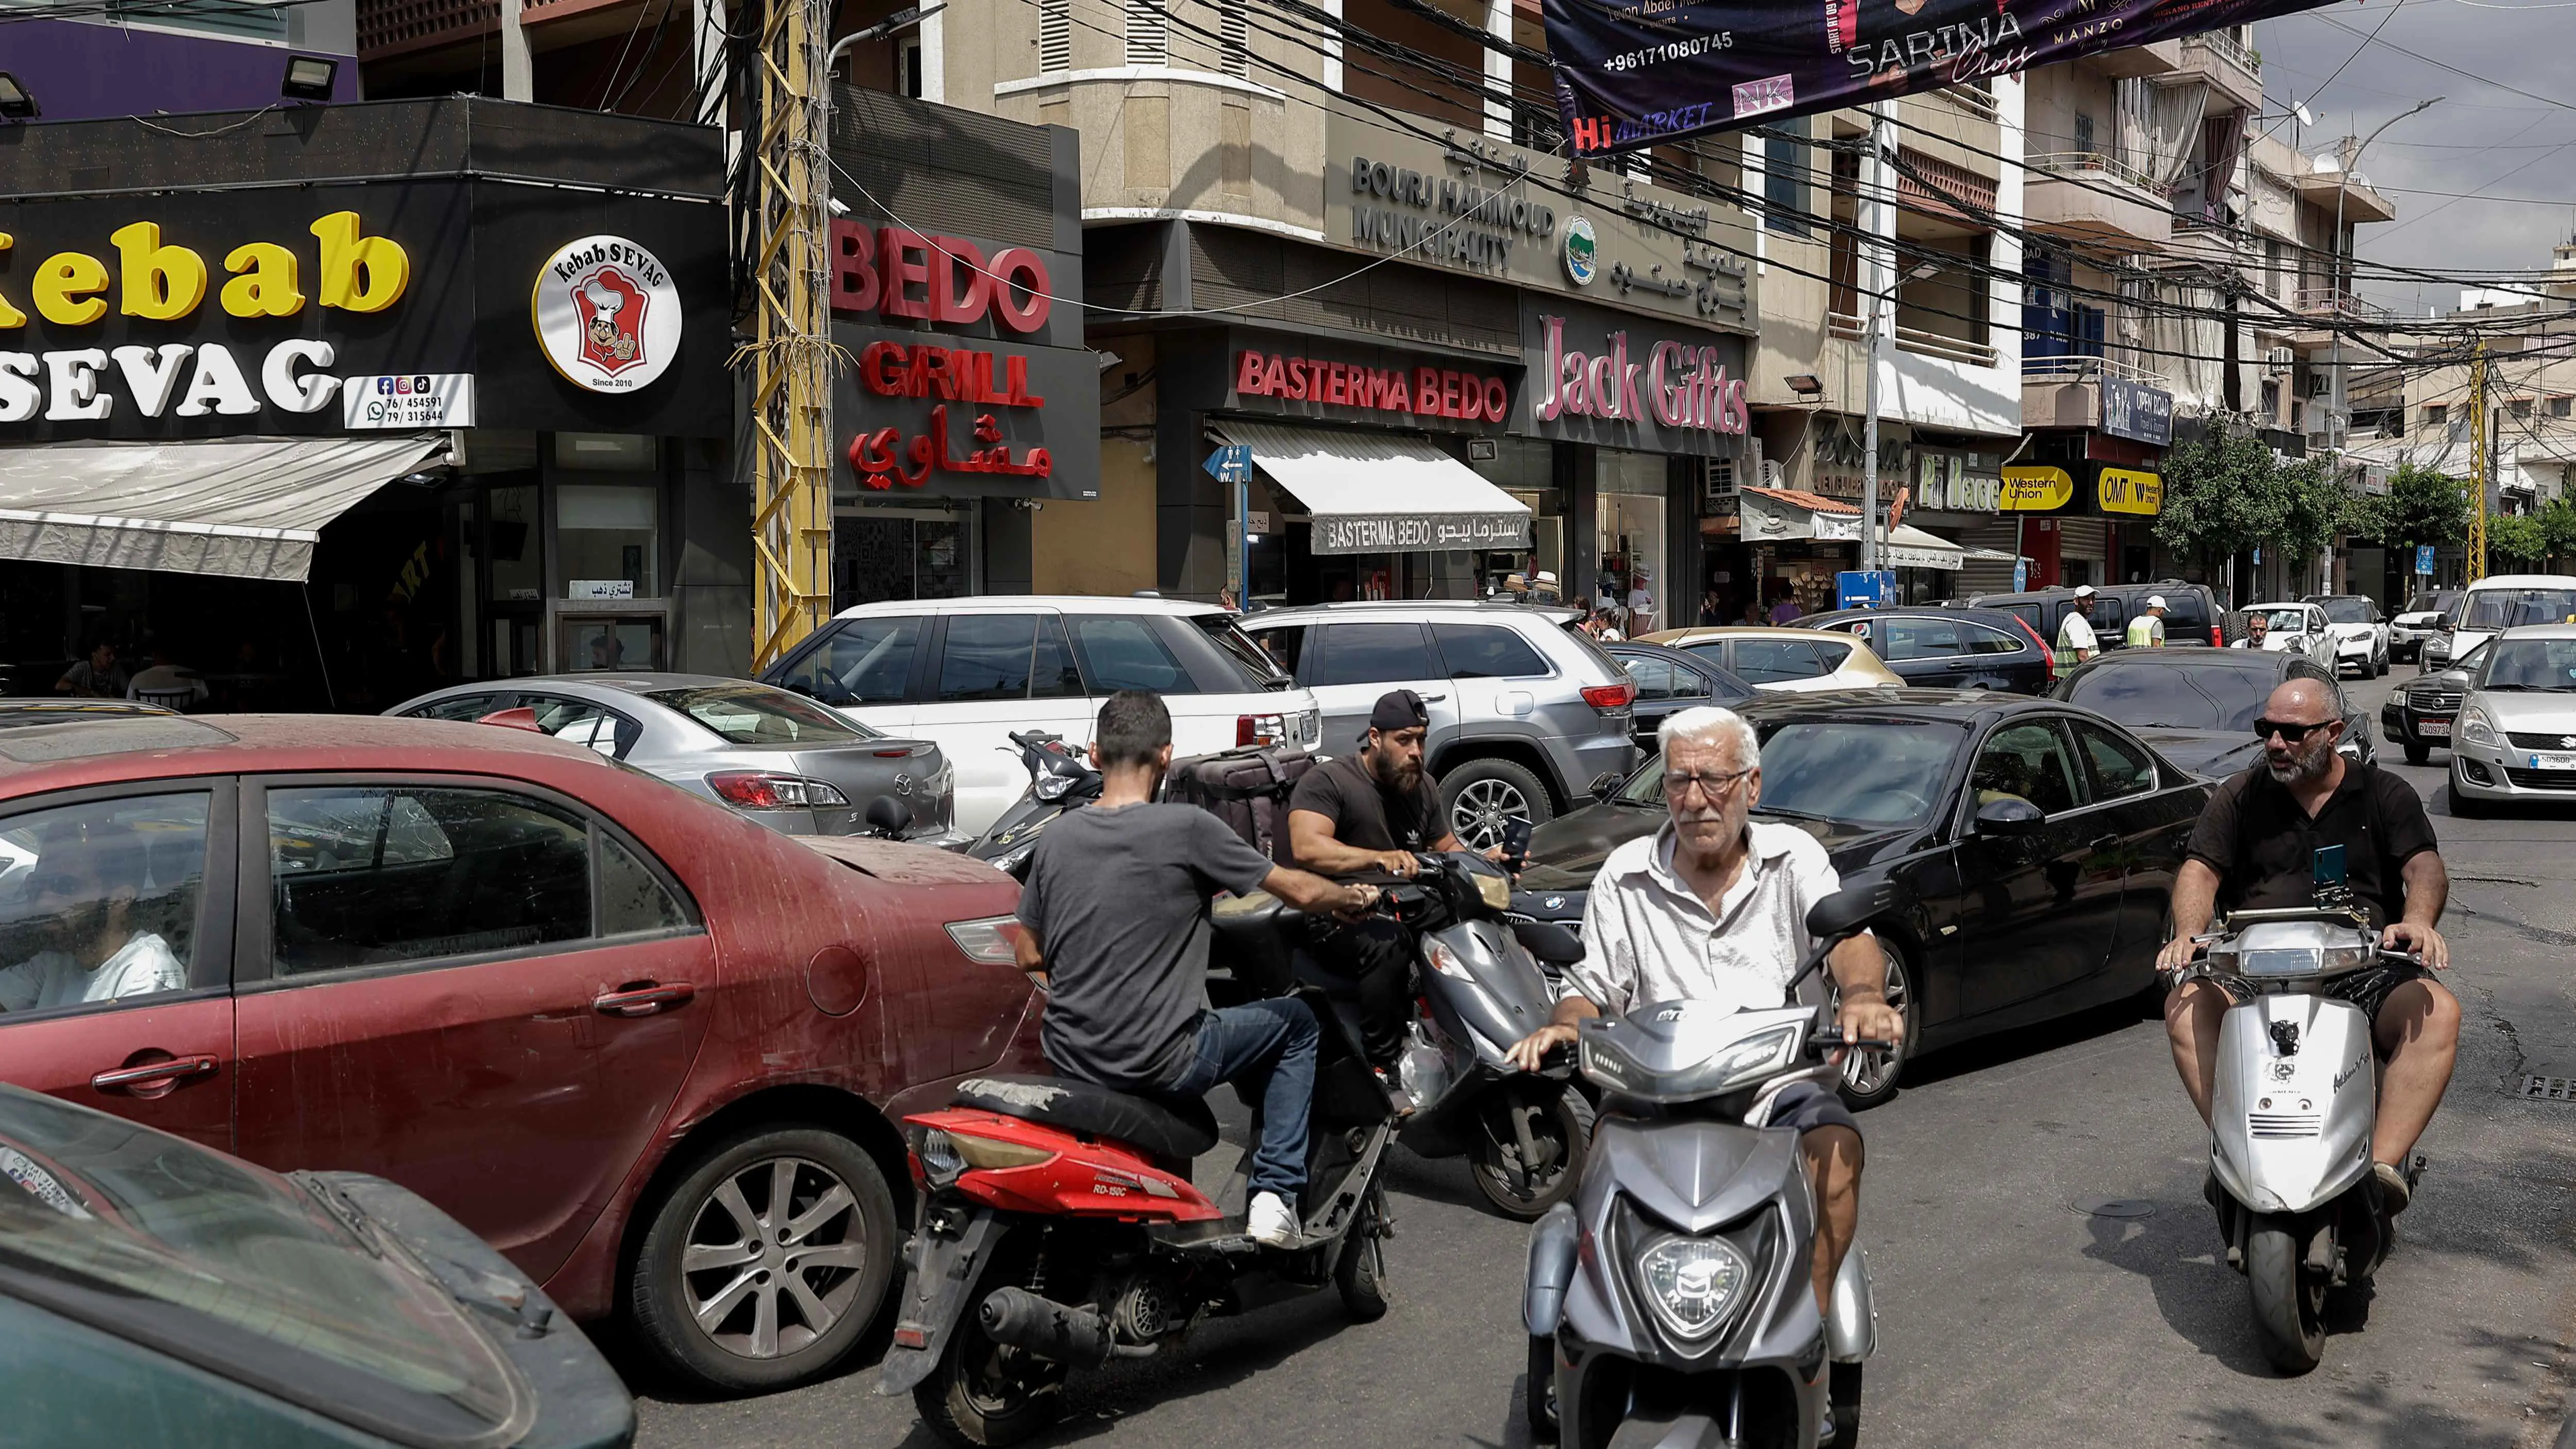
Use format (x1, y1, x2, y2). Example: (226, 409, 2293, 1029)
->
(533, 234, 682, 394)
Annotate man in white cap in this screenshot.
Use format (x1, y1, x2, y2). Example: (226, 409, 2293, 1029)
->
(2055, 585, 2100, 679)
(2127, 594, 2169, 648)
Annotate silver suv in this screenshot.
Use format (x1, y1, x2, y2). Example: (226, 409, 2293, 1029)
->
(1238, 602, 1638, 848)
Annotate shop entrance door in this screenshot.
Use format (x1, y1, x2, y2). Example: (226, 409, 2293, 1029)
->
(479, 483, 545, 679)
(836, 508, 974, 607)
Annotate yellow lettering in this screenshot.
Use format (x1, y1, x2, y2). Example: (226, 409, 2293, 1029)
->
(309, 211, 408, 313)
(32, 251, 110, 327)
(0, 234, 25, 329)
(221, 242, 306, 318)
(109, 221, 209, 321)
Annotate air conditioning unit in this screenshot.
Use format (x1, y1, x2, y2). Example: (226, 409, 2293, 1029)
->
(1760, 459, 1786, 488)
(2266, 347, 2295, 374)
(1704, 457, 1738, 503)
(2308, 371, 2334, 398)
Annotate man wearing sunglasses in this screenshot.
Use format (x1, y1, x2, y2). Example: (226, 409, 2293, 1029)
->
(1505, 706, 1901, 1324)
(2155, 676, 2457, 1217)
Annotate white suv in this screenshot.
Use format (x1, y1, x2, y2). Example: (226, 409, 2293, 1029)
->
(760, 596, 1320, 834)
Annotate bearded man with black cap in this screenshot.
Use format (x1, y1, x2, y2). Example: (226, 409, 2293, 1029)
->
(1287, 689, 1471, 1100)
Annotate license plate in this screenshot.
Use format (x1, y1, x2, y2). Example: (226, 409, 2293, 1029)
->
(2529, 752, 2576, 771)
(2419, 719, 2449, 738)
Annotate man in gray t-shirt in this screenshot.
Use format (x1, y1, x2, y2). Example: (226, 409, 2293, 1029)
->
(1016, 691, 1374, 1248)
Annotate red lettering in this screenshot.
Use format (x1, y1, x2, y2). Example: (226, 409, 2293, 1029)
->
(1003, 354, 1043, 407)
(1367, 370, 1392, 411)
(905, 346, 945, 398)
(831, 220, 878, 313)
(879, 228, 933, 319)
(1323, 363, 1344, 406)
(928, 236, 991, 326)
(1483, 376, 1508, 421)
(986, 246, 1053, 333)
(859, 340, 908, 395)
(1416, 367, 1440, 416)
(1238, 350, 1268, 396)
(1287, 357, 1309, 400)
(1441, 370, 1463, 418)
(1265, 355, 1289, 396)
(1386, 371, 1410, 412)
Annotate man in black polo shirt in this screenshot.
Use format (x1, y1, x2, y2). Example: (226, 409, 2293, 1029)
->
(2156, 677, 2459, 1214)
(1287, 689, 1467, 1085)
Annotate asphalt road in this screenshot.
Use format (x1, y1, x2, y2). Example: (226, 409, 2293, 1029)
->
(627, 664, 2576, 1449)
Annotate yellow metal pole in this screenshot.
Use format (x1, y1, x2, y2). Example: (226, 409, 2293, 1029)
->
(745, 0, 835, 670)
(2467, 344, 2488, 584)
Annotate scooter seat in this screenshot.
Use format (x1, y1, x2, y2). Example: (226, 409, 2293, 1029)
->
(952, 1073, 1221, 1161)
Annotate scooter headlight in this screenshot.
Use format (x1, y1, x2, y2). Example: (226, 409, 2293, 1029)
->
(1425, 938, 1475, 981)
(1633, 1233, 1753, 1343)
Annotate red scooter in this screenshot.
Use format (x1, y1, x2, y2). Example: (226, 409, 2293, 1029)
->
(875, 889, 1400, 1447)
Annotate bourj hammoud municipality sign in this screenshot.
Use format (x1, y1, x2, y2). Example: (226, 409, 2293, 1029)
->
(1324, 106, 1757, 331)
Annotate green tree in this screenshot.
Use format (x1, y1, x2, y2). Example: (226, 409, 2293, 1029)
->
(2155, 429, 2297, 578)
(2489, 513, 2547, 567)
(2365, 464, 2471, 552)
(2537, 496, 2576, 566)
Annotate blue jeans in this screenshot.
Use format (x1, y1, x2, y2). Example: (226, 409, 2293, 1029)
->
(1161, 998, 1317, 1199)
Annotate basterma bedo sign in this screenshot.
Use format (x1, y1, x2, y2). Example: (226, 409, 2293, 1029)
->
(1545, 0, 2336, 155)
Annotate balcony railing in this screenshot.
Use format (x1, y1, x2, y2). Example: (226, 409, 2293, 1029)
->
(1935, 84, 2000, 123)
(2027, 151, 2161, 196)
(359, 0, 497, 55)
(2183, 30, 2260, 77)
(1829, 312, 2001, 368)
(2293, 287, 2393, 324)
(2022, 353, 2173, 387)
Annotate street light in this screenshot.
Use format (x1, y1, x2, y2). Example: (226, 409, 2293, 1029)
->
(2325, 96, 2440, 447)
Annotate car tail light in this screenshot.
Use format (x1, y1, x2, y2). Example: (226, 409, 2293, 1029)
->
(2210, 624, 2224, 647)
(1580, 681, 1636, 710)
(2009, 616, 2055, 675)
(705, 772, 851, 809)
(945, 915, 1023, 965)
(1238, 712, 1289, 747)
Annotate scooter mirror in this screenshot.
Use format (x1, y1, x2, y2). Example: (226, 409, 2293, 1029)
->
(863, 796, 913, 836)
(1805, 879, 1908, 941)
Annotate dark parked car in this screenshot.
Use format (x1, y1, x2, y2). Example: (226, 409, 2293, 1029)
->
(1792, 606, 2055, 693)
(0, 713, 1038, 1396)
(1604, 642, 1755, 752)
(2050, 648, 2367, 778)
(0, 1083, 634, 1448)
(2382, 639, 2484, 765)
(1972, 581, 2231, 651)
(1519, 690, 2211, 1107)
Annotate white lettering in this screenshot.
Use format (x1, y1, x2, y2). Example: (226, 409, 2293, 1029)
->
(0, 354, 38, 423)
(44, 349, 112, 422)
(173, 343, 260, 417)
(110, 344, 195, 418)
(260, 339, 340, 413)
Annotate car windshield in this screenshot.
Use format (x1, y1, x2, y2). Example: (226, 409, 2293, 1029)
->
(2248, 607, 2311, 633)
(2405, 591, 2460, 617)
(1622, 720, 1961, 828)
(2461, 588, 2576, 633)
(2478, 638, 2576, 691)
(2315, 598, 2372, 624)
(0, 1087, 524, 1446)
(2065, 662, 2284, 731)
(1190, 613, 1288, 688)
(647, 685, 874, 745)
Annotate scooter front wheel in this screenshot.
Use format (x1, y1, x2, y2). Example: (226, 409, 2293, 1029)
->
(2246, 1216, 2327, 1375)
(1470, 1080, 1596, 1220)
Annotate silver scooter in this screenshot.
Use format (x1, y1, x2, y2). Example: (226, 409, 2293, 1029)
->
(1521, 883, 1897, 1449)
(2176, 857, 2422, 1375)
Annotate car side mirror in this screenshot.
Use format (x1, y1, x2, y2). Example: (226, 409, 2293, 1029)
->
(1973, 796, 2046, 838)
(863, 796, 912, 836)
(1805, 880, 1910, 940)
(1592, 771, 1626, 804)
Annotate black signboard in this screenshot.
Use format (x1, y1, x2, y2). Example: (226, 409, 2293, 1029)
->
(1514, 295, 1750, 456)
(832, 322, 1100, 502)
(2100, 374, 2174, 447)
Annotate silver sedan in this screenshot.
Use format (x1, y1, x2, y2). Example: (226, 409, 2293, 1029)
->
(387, 673, 959, 842)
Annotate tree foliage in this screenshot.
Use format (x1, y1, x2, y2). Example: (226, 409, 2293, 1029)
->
(2349, 463, 2471, 553)
(2489, 513, 2548, 567)
(2155, 429, 2364, 575)
(2538, 497, 2576, 562)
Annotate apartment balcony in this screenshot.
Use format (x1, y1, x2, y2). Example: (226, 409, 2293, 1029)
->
(2092, 38, 2182, 78)
(2025, 152, 2174, 248)
(2172, 32, 2264, 113)
(2023, 354, 2173, 430)
(1829, 312, 2001, 369)
(2294, 287, 2394, 325)
(2292, 168, 2398, 225)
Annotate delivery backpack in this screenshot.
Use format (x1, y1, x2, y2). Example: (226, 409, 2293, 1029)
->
(1162, 744, 1321, 866)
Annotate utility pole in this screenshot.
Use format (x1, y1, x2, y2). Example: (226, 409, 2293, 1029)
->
(747, 0, 835, 671)
(2325, 98, 2439, 484)
(2468, 343, 2489, 583)
(1858, 101, 1887, 575)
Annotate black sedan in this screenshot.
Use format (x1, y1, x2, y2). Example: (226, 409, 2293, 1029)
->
(2382, 639, 2484, 765)
(2050, 648, 2369, 778)
(1792, 606, 2055, 694)
(1519, 690, 2210, 1108)
(1605, 642, 1757, 753)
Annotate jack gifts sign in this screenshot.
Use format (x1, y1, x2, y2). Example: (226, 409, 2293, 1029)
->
(1545, 0, 2331, 155)
(1516, 296, 1749, 457)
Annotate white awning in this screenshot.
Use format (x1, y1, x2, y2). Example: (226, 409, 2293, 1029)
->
(0, 435, 447, 583)
(1881, 524, 1965, 571)
(1215, 420, 1531, 555)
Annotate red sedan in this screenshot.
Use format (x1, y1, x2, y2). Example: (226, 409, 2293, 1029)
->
(0, 712, 1038, 1393)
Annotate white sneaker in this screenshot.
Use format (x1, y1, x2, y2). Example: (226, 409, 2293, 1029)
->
(1247, 1190, 1301, 1248)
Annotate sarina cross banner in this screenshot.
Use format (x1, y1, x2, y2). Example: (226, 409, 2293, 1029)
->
(1546, 0, 2334, 155)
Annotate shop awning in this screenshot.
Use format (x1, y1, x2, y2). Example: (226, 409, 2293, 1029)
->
(1215, 420, 1531, 555)
(0, 435, 448, 584)
(1879, 525, 1965, 571)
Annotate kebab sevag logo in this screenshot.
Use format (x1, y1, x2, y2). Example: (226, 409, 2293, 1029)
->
(532, 234, 683, 393)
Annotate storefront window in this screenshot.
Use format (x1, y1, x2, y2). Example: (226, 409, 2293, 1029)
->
(557, 484, 661, 600)
(489, 486, 541, 604)
(836, 507, 975, 607)
(1597, 451, 1667, 634)
(1472, 437, 1560, 598)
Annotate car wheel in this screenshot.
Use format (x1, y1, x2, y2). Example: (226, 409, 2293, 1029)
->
(1442, 758, 1555, 851)
(629, 1124, 899, 1393)
(1832, 935, 1913, 1111)
(2448, 777, 2489, 820)
(2404, 742, 2430, 766)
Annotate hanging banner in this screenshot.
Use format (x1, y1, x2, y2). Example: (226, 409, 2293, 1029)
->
(1544, 0, 2333, 155)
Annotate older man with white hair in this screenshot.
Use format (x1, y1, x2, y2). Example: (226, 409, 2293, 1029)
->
(1506, 705, 1903, 1316)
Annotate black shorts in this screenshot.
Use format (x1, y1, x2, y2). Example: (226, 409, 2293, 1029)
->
(1770, 1080, 1860, 1138)
(2210, 963, 2438, 1055)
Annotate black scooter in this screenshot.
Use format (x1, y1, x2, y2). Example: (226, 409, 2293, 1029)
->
(967, 730, 1103, 879)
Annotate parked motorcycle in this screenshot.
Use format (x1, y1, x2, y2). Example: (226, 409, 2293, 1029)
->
(1522, 881, 1900, 1449)
(876, 889, 1400, 1447)
(967, 729, 1102, 878)
(1366, 853, 1595, 1219)
(2174, 858, 2422, 1375)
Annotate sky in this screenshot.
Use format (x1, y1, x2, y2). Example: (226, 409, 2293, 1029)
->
(2253, 0, 2576, 316)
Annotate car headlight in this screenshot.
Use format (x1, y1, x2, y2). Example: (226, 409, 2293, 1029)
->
(2462, 707, 2498, 745)
(1633, 1232, 1754, 1342)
